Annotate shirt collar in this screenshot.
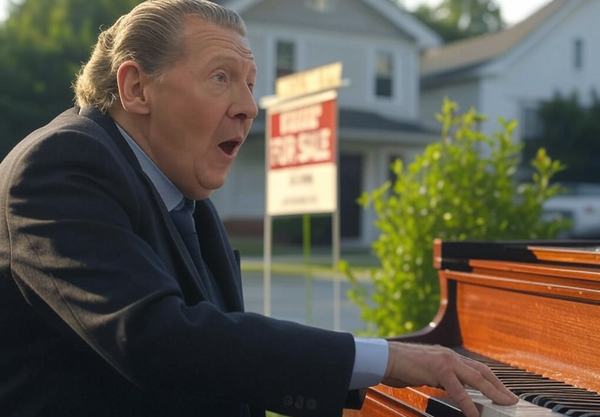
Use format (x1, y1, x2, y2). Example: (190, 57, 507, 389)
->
(115, 122, 184, 212)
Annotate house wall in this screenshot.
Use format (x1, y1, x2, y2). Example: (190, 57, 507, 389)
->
(245, 0, 420, 120)
(420, 0, 600, 145)
(210, 0, 435, 246)
(478, 0, 600, 142)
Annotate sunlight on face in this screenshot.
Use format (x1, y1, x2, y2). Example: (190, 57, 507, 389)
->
(142, 19, 258, 200)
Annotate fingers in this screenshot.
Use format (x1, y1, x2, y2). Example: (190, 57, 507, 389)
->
(382, 343, 518, 417)
(439, 357, 518, 417)
(439, 372, 480, 417)
(455, 357, 518, 405)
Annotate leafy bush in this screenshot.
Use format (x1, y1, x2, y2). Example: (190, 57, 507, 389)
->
(341, 98, 570, 337)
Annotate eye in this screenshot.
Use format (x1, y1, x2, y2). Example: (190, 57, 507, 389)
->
(213, 72, 227, 83)
(248, 83, 255, 93)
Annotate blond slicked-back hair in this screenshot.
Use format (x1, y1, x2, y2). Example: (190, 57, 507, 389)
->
(73, 0, 246, 113)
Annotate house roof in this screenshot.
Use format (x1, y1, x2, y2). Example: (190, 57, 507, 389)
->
(219, 0, 441, 49)
(419, 0, 567, 77)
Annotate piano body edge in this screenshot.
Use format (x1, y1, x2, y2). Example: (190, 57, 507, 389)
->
(344, 239, 600, 417)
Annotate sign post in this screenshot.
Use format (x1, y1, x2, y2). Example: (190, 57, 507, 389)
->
(260, 62, 347, 330)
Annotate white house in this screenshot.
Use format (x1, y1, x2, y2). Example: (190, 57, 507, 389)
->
(419, 0, 600, 151)
(210, 0, 442, 246)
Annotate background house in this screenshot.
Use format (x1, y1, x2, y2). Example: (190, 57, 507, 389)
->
(211, 0, 441, 247)
(419, 0, 600, 161)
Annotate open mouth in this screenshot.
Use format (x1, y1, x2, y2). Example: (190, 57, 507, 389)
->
(218, 140, 240, 156)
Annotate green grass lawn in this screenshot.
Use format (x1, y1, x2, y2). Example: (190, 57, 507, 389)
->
(230, 236, 379, 279)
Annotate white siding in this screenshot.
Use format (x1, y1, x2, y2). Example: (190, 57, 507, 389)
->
(480, 0, 600, 142)
(423, 0, 600, 145)
(420, 0, 600, 148)
(247, 24, 419, 120)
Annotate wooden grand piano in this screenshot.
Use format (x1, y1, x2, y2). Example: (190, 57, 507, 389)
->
(345, 239, 600, 417)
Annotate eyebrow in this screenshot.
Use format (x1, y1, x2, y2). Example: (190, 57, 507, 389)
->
(210, 54, 257, 77)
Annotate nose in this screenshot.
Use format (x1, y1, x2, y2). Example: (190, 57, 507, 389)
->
(229, 85, 259, 121)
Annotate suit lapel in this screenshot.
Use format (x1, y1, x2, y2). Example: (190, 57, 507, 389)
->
(77, 106, 212, 302)
(194, 199, 245, 312)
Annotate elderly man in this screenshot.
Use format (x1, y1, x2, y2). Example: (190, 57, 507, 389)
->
(0, 1, 516, 416)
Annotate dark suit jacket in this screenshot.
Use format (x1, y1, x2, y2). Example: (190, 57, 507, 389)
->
(0, 107, 358, 416)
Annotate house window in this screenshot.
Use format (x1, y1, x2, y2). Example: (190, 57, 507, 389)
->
(574, 38, 584, 70)
(276, 40, 295, 80)
(375, 52, 394, 98)
(522, 107, 543, 141)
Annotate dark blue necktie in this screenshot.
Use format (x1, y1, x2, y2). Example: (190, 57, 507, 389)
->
(169, 199, 224, 307)
(170, 199, 201, 262)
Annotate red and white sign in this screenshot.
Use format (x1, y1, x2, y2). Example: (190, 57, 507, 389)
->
(266, 94, 338, 215)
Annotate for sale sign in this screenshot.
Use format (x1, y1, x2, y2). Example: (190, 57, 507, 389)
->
(266, 92, 338, 215)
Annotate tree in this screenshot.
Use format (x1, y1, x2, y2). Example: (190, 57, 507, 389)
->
(0, 0, 142, 158)
(341, 98, 568, 337)
(523, 91, 600, 184)
(411, 0, 505, 43)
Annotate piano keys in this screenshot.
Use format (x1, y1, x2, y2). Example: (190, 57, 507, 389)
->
(344, 240, 600, 417)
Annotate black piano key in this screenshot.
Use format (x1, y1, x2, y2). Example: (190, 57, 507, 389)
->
(545, 399, 600, 407)
(553, 403, 600, 413)
(519, 390, 588, 399)
(556, 399, 600, 404)
(565, 410, 600, 417)
(454, 347, 600, 417)
(518, 389, 593, 399)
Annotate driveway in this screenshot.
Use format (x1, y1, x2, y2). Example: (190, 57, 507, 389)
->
(241, 270, 370, 334)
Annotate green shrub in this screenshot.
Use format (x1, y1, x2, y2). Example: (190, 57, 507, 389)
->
(341, 98, 570, 337)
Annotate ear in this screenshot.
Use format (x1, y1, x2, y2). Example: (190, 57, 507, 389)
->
(116, 61, 152, 115)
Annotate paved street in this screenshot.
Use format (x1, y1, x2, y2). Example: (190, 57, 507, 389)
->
(241, 270, 371, 335)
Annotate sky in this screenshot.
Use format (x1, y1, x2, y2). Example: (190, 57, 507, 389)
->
(0, 0, 554, 26)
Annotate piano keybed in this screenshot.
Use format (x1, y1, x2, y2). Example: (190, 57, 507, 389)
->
(462, 348, 600, 417)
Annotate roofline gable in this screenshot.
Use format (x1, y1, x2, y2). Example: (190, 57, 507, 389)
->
(481, 0, 585, 76)
(420, 0, 578, 79)
(221, 0, 441, 49)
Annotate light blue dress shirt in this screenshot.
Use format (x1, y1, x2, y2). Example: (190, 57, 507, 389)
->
(115, 123, 389, 390)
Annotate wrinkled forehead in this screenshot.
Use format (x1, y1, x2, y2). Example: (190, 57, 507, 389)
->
(177, 18, 255, 74)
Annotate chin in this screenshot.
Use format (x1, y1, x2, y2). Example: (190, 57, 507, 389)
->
(189, 169, 229, 199)
(194, 180, 226, 200)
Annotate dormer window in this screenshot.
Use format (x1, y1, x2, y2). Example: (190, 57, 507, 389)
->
(304, 0, 336, 13)
(574, 38, 584, 70)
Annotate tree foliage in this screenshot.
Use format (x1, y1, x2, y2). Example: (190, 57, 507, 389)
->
(0, 0, 142, 158)
(523, 91, 600, 184)
(342, 98, 569, 337)
(412, 0, 505, 43)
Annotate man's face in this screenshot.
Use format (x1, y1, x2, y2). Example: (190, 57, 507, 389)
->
(142, 19, 258, 199)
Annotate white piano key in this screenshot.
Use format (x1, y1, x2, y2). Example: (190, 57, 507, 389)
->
(466, 388, 562, 417)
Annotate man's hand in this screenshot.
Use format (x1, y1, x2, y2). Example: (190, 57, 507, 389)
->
(382, 342, 518, 417)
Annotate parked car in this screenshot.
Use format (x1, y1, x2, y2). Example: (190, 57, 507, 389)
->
(543, 182, 600, 238)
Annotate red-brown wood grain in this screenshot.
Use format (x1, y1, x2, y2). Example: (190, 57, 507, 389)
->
(344, 240, 600, 417)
